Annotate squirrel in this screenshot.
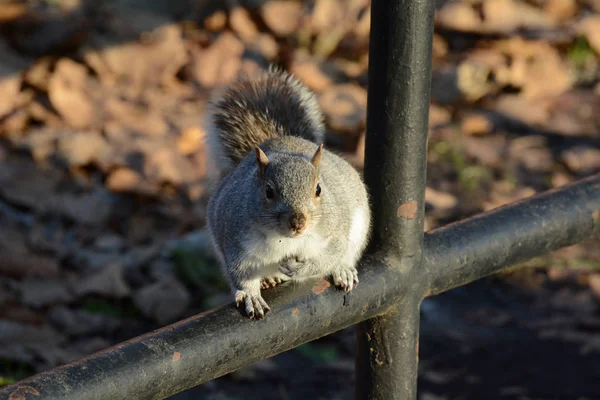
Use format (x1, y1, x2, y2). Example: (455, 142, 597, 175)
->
(205, 67, 371, 319)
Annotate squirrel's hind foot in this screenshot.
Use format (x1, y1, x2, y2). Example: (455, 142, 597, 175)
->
(260, 275, 288, 289)
(331, 266, 359, 292)
(235, 290, 271, 319)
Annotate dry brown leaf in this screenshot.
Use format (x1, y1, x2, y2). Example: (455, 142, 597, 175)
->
(84, 24, 187, 92)
(0, 40, 30, 120)
(544, 0, 578, 23)
(47, 189, 114, 226)
(57, 131, 111, 167)
(105, 97, 169, 137)
(425, 187, 458, 211)
(509, 136, 554, 173)
(230, 6, 259, 42)
(144, 148, 197, 185)
(192, 32, 244, 89)
(106, 168, 149, 194)
(463, 135, 507, 168)
(483, 182, 536, 211)
(133, 275, 191, 324)
(261, 0, 303, 37)
(19, 280, 73, 308)
(0, 2, 27, 22)
(543, 90, 600, 137)
(0, 228, 59, 279)
(482, 0, 555, 33)
(0, 155, 62, 211)
(248, 33, 279, 61)
(494, 38, 574, 99)
(290, 58, 335, 93)
(457, 60, 495, 101)
(589, 274, 600, 298)
(438, 0, 557, 34)
(494, 94, 551, 126)
(551, 171, 573, 188)
(177, 127, 205, 155)
(48, 59, 97, 129)
(319, 83, 367, 134)
(75, 262, 131, 299)
(203, 10, 227, 31)
(436, 2, 482, 32)
(561, 146, 600, 174)
(461, 113, 493, 136)
(578, 15, 600, 55)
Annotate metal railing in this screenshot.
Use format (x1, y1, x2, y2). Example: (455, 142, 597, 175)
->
(2, 0, 599, 399)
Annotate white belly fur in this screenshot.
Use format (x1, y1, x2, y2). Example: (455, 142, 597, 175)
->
(242, 230, 329, 271)
(346, 207, 368, 265)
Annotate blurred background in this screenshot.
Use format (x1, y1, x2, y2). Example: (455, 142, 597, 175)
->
(0, 0, 598, 399)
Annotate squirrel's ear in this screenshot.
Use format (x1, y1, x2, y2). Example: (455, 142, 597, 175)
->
(255, 147, 269, 179)
(311, 144, 324, 169)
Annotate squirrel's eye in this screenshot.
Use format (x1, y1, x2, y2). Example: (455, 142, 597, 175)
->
(265, 185, 275, 199)
(315, 184, 321, 197)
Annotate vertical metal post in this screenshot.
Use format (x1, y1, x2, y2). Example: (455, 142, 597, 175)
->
(356, 0, 434, 398)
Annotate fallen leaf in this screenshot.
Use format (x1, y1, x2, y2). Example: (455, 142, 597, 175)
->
(18, 280, 73, 308)
(230, 6, 259, 42)
(425, 187, 458, 211)
(133, 275, 191, 324)
(84, 23, 187, 92)
(75, 262, 131, 299)
(106, 168, 157, 195)
(47, 188, 114, 226)
(461, 113, 493, 136)
(261, 0, 303, 37)
(203, 10, 227, 31)
(177, 127, 205, 155)
(57, 131, 111, 167)
(577, 15, 600, 55)
(0, 155, 62, 211)
(319, 83, 367, 134)
(144, 148, 198, 185)
(493, 38, 574, 99)
(47, 306, 121, 336)
(192, 32, 244, 89)
(561, 146, 600, 174)
(48, 59, 97, 129)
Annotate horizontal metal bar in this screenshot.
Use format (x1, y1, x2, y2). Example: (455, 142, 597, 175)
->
(0, 256, 408, 400)
(2, 175, 598, 400)
(425, 173, 600, 296)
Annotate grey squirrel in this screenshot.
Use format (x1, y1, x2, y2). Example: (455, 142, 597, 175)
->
(205, 67, 371, 319)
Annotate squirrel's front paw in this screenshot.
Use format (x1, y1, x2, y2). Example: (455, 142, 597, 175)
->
(331, 265, 359, 292)
(235, 290, 270, 320)
(279, 257, 304, 277)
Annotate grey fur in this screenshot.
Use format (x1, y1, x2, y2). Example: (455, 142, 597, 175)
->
(206, 68, 371, 319)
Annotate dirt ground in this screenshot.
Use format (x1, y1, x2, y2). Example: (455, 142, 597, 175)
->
(0, 0, 599, 399)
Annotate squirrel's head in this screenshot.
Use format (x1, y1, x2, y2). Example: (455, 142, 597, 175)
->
(255, 144, 324, 238)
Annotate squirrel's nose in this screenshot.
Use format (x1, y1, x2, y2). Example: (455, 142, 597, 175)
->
(289, 212, 307, 233)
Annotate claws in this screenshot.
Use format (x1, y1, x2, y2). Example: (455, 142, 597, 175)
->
(235, 290, 271, 320)
(260, 276, 284, 289)
(332, 266, 359, 292)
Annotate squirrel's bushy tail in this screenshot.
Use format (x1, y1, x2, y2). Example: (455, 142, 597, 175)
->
(204, 67, 325, 169)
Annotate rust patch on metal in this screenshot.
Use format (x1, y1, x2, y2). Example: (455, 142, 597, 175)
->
(312, 278, 331, 294)
(593, 210, 600, 222)
(292, 307, 299, 315)
(172, 352, 181, 362)
(9, 386, 39, 400)
(397, 201, 418, 219)
(416, 338, 419, 359)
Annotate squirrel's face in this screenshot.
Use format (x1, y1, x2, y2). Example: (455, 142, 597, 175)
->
(256, 145, 324, 238)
